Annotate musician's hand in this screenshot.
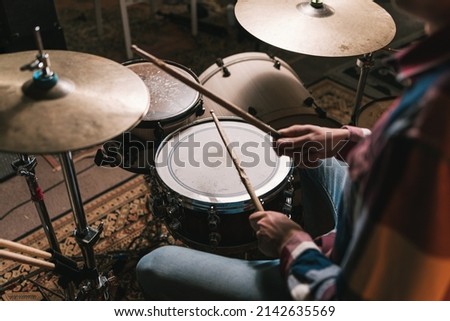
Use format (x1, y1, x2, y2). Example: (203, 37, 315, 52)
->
(249, 211, 303, 258)
(274, 125, 349, 167)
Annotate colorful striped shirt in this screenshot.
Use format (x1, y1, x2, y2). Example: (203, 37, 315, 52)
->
(281, 25, 450, 300)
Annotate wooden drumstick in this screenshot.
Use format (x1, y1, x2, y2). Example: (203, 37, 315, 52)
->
(0, 238, 52, 259)
(210, 111, 264, 212)
(0, 250, 55, 270)
(131, 45, 281, 139)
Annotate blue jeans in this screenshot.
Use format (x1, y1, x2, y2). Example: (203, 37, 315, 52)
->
(136, 158, 348, 300)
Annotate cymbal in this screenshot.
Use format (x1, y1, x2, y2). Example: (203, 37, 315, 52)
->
(235, 0, 396, 57)
(0, 50, 150, 154)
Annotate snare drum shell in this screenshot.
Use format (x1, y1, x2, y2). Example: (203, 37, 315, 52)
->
(169, 188, 291, 253)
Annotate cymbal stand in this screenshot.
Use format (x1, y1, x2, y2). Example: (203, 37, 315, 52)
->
(59, 151, 109, 299)
(21, 27, 109, 299)
(10, 154, 81, 299)
(350, 52, 375, 125)
(11, 154, 61, 253)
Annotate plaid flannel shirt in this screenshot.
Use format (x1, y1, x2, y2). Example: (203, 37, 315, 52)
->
(281, 25, 450, 300)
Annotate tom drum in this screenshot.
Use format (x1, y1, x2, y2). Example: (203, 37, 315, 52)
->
(199, 52, 341, 129)
(97, 60, 204, 173)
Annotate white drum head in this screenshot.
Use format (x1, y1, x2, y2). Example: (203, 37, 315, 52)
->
(155, 119, 292, 205)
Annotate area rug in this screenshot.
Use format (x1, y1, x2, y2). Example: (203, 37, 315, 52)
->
(0, 175, 171, 301)
(308, 78, 372, 126)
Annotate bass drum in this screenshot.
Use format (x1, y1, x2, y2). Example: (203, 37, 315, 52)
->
(357, 96, 397, 129)
(199, 52, 341, 129)
(149, 117, 294, 254)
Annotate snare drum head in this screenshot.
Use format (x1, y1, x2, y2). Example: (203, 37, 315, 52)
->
(155, 118, 292, 205)
(125, 60, 200, 124)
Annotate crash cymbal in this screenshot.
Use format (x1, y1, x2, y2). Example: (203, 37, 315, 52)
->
(0, 50, 150, 154)
(235, 0, 396, 57)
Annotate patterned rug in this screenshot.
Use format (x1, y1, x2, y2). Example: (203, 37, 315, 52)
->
(308, 78, 372, 126)
(0, 175, 171, 301)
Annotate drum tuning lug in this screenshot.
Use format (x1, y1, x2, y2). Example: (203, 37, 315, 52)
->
(169, 218, 181, 231)
(303, 96, 314, 107)
(215, 58, 231, 77)
(209, 232, 221, 247)
(208, 216, 220, 230)
(94, 146, 120, 168)
(284, 189, 294, 198)
(196, 102, 206, 116)
(167, 205, 179, 216)
(148, 197, 166, 218)
(208, 206, 220, 230)
(248, 106, 257, 116)
(282, 203, 293, 216)
(273, 59, 281, 70)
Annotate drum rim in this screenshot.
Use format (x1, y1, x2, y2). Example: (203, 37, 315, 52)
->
(154, 117, 293, 209)
(262, 107, 342, 128)
(356, 96, 397, 127)
(124, 59, 203, 127)
(199, 51, 300, 84)
(359, 96, 397, 111)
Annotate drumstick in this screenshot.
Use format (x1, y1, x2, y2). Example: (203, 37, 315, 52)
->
(0, 238, 52, 259)
(0, 250, 55, 270)
(131, 45, 281, 139)
(210, 111, 264, 212)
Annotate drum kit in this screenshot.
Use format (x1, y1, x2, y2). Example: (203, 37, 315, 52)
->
(0, 0, 397, 299)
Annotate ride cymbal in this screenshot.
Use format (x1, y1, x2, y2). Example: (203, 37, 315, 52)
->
(235, 0, 396, 57)
(0, 50, 150, 154)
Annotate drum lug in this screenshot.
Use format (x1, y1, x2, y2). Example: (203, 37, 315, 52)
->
(146, 172, 166, 218)
(169, 218, 181, 231)
(148, 196, 166, 218)
(208, 206, 220, 230)
(196, 100, 205, 117)
(208, 206, 221, 247)
(273, 59, 281, 70)
(209, 232, 221, 247)
(282, 175, 295, 218)
(248, 106, 258, 116)
(215, 58, 231, 77)
(167, 204, 179, 216)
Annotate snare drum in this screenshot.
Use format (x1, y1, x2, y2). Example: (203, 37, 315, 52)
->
(149, 117, 294, 253)
(199, 52, 341, 129)
(357, 97, 396, 129)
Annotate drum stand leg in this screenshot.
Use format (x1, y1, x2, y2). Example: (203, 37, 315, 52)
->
(11, 154, 78, 300)
(59, 151, 108, 299)
(12, 155, 61, 253)
(350, 53, 375, 125)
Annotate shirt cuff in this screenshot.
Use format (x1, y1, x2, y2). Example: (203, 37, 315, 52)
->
(342, 125, 371, 142)
(280, 230, 320, 276)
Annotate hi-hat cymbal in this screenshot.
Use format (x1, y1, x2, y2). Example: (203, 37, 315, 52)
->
(0, 50, 150, 154)
(235, 0, 396, 57)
